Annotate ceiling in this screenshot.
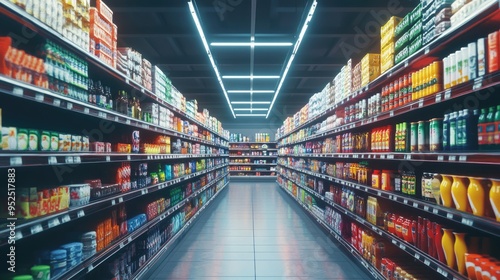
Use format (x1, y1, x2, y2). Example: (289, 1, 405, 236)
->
(104, 0, 415, 126)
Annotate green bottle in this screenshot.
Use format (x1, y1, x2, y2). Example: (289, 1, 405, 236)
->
(494, 105, 500, 150)
(478, 108, 487, 150)
(486, 107, 496, 150)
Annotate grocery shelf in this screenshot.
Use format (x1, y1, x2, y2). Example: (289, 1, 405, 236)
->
(230, 175, 277, 178)
(229, 170, 275, 172)
(229, 155, 278, 158)
(278, 71, 500, 148)
(51, 175, 228, 280)
(277, 0, 500, 142)
(0, 152, 228, 168)
(229, 142, 277, 144)
(277, 182, 385, 280)
(229, 163, 277, 166)
(279, 164, 500, 238)
(0, 165, 228, 246)
(229, 148, 278, 151)
(279, 175, 467, 280)
(0, 1, 229, 141)
(0, 76, 228, 149)
(131, 181, 228, 280)
(278, 151, 500, 165)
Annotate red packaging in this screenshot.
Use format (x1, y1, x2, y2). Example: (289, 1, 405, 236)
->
(90, 141, 105, 153)
(96, 0, 113, 24)
(488, 31, 499, 73)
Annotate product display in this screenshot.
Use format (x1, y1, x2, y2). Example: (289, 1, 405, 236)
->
(3, 0, 500, 279)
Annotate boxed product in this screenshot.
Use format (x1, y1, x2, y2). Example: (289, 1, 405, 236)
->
(395, 14, 410, 38)
(17, 187, 38, 218)
(94, 0, 113, 24)
(410, 3, 422, 24)
(2, 127, 17, 150)
(366, 196, 384, 226)
(395, 31, 409, 52)
(408, 35, 423, 56)
(381, 16, 402, 47)
(361, 53, 380, 86)
(395, 46, 409, 64)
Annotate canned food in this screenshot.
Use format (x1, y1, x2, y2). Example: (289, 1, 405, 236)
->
(418, 121, 429, 152)
(429, 118, 443, 152)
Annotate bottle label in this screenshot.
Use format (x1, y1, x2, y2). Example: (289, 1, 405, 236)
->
(486, 123, 495, 144)
(450, 125, 456, 147)
(495, 122, 500, 144)
(478, 124, 486, 145)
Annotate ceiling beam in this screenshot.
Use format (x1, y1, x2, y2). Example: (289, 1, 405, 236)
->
(118, 31, 358, 39)
(154, 57, 345, 66)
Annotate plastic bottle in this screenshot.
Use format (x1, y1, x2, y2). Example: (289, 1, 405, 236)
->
(456, 110, 464, 150)
(494, 105, 500, 150)
(449, 112, 457, 151)
(442, 114, 449, 151)
(478, 108, 487, 150)
(486, 107, 496, 150)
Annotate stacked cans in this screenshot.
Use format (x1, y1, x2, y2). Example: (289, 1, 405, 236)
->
(81, 231, 97, 260)
(39, 249, 67, 278)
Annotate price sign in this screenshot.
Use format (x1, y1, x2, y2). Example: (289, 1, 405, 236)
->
(399, 243, 406, 250)
(35, 93, 44, 102)
(404, 60, 409, 68)
(418, 99, 424, 108)
(125, 78, 130, 84)
(449, 156, 457, 161)
(77, 210, 85, 218)
(111, 199, 116, 205)
(459, 155, 467, 162)
(390, 110, 394, 117)
(461, 218, 473, 227)
(53, 99, 61, 107)
(447, 213, 454, 219)
(424, 205, 429, 211)
(126, 119, 131, 125)
(415, 253, 421, 260)
(445, 89, 452, 100)
(114, 116, 119, 122)
(413, 202, 419, 208)
(473, 77, 483, 90)
(30, 224, 43, 235)
(106, 156, 111, 162)
(10, 157, 22, 166)
(61, 214, 71, 223)
(48, 217, 61, 228)
(425, 46, 430, 54)
(13, 87, 23, 96)
(67, 102, 73, 110)
(433, 208, 439, 214)
(141, 189, 149, 195)
(403, 199, 409, 204)
(48, 156, 58, 165)
(73, 156, 81, 163)
(437, 156, 444, 161)
(435, 94, 442, 103)
(84, 108, 90, 114)
(424, 259, 431, 266)
(437, 267, 448, 277)
(127, 155, 131, 161)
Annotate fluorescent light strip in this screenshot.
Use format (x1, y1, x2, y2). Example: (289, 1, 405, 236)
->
(211, 42, 293, 47)
(223, 75, 280, 79)
(231, 101, 271, 104)
(235, 114, 267, 117)
(227, 90, 275, 93)
(266, 0, 317, 118)
(234, 108, 269, 111)
(188, 1, 236, 118)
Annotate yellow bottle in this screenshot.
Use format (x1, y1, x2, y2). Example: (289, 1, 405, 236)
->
(412, 72, 417, 101)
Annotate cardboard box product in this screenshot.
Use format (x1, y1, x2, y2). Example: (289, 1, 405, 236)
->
(95, 0, 113, 24)
(381, 16, 402, 46)
(488, 31, 499, 73)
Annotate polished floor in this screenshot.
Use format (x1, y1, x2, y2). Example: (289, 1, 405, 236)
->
(146, 182, 372, 280)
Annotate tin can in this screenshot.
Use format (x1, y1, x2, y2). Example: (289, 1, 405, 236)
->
(429, 118, 443, 152)
(410, 122, 418, 152)
(132, 130, 140, 153)
(418, 121, 429, 152)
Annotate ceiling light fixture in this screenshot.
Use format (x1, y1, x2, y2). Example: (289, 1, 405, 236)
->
(231, 101, 271, 104)
(234, 108, 269, 111)
(266, 0, 317, 118)
(188, 0, 236, 118)
(223, 75, 280, 79)
(227, 90, 275, 93)
(235, 114, 267, 117)
(211, 42, 293, 47)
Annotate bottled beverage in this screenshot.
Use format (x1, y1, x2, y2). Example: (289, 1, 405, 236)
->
(135, 98, 142, 120)
(442, 113, 450, 151)
(129, 97, 136, 118)
(470, 109, 480, 151)
(106, 87, 113, 110)
(486, 107, 496, 150)
(449, 112, 457, 150)
(456, 110, 464, 150)
(495, 105, 500, 149)
(478, 108, 487, 150)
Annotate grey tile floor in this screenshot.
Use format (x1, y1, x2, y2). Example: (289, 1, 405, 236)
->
(145, 182, 372, 280)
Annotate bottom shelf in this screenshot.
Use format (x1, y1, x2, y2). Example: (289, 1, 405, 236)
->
(277, 182, 384, 280)
(131, 181, 229, 279)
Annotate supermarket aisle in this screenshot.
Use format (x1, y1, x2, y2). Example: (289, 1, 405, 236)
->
(146, 182, 371, 280)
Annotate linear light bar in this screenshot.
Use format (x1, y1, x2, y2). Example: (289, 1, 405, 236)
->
(188, 1, 236, 118)
(231, 101, 271, 104)
(266, 0, 317, 118)
(211, 42, 293, 47)
(227, 90, 275, 93)
(234, 108, 269, 111)
(223, 75, 280, 79)
(235, 114, 267, 117)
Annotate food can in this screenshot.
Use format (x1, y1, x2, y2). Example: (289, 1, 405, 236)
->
(429, 118, 443, 152)
(417, 121, 429, 152)
(410, 122, 418, 152)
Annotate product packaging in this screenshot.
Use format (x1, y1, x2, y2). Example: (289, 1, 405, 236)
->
(469, 42, 477, 79)
(2, 127, 17, 150)
(478, 37, 487, 76)
(488, 31, 499, 73)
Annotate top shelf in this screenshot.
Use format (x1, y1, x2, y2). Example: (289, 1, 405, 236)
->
(0, 1, 229, 142)
(277, 0, 500, 141)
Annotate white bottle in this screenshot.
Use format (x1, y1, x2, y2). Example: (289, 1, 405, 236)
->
(477, 38, 486, 76)
(469, 42, 477, 79)
(461, 46, 469, 82)
(443, 56, 450, 89)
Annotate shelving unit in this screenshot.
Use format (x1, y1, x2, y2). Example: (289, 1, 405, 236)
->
(229, 142, 277, 179)
(275, 2, 500, 280)
(0, 2, 230, 280)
